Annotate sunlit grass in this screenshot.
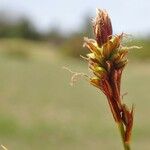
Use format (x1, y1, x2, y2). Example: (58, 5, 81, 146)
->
(0, 39, 149, 149)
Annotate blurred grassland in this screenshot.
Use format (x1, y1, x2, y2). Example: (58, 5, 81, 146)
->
(0, 38, 149, 149)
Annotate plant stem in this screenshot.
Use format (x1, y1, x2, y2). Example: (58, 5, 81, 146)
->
(118, 122, 131, 150)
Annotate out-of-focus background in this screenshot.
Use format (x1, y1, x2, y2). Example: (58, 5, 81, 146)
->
(0, 0, 149, 149)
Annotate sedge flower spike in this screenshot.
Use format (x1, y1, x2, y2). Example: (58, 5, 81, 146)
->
(83, 9, 135, 150)
(93, 9, 113, 47)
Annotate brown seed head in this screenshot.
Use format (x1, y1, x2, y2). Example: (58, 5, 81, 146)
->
(93, 9, 113, 47)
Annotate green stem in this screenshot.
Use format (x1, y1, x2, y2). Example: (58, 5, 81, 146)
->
(118, 122, 131, 150)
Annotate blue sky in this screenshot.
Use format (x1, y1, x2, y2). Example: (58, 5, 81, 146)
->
(0, 0, 150, 35)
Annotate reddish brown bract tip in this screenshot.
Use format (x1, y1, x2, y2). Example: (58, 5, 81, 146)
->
(93, 9, 113, 47)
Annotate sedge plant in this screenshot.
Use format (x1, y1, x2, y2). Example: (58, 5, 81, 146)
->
(66, 9, 140, 150)
(83, 9, 135, 150)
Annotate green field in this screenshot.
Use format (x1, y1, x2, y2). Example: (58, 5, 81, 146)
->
(0, 39, 149, 150)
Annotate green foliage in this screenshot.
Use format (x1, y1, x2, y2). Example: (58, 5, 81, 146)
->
(61, 18, 93, 58)
(61, 33, 88, 57)
(46, 28, 65, 45)
(0, 17, 41, 40)
(127, 38, 150, 60)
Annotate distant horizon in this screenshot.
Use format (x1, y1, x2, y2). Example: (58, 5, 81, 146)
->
(0, 0, 150, 36)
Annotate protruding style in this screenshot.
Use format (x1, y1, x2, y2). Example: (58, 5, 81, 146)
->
(93, 9, 113, 47)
